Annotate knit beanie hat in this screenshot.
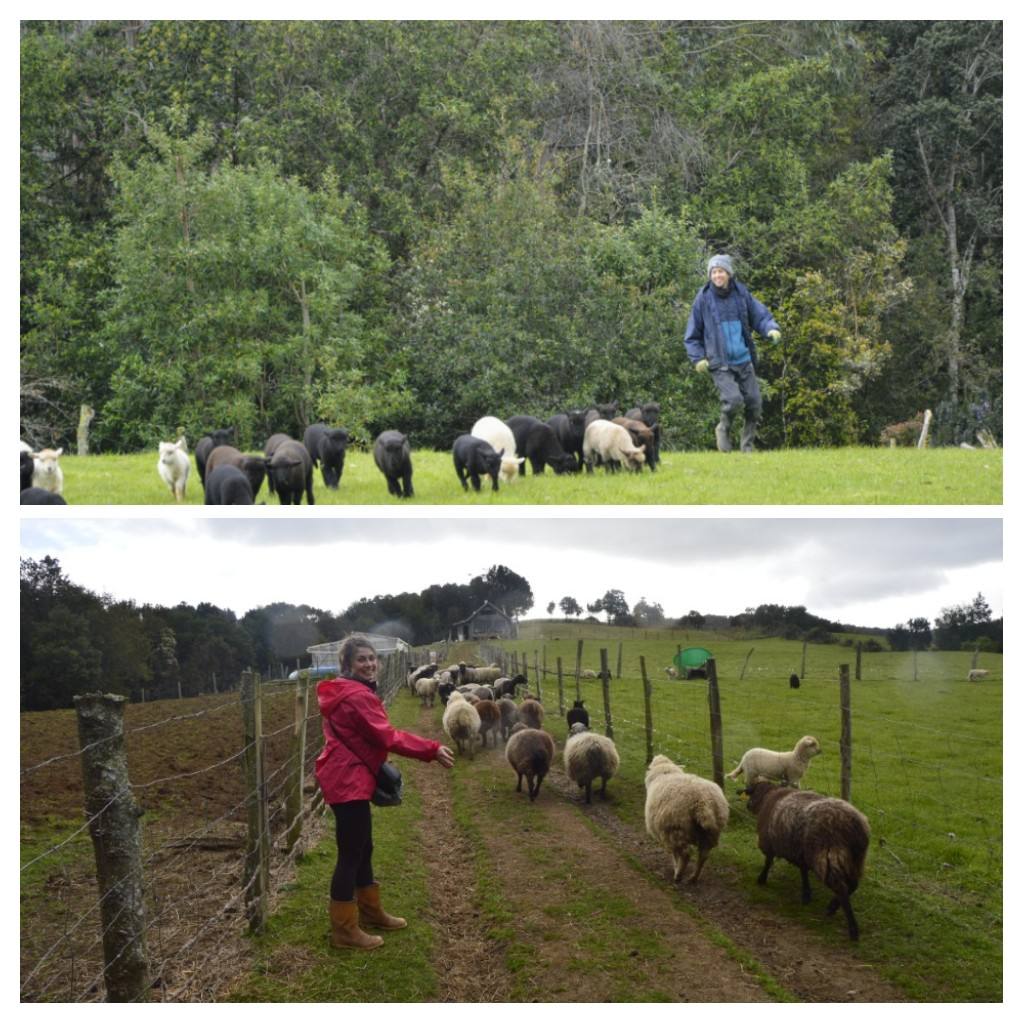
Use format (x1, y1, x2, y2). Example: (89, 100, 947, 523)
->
(707, 254, 734, 279)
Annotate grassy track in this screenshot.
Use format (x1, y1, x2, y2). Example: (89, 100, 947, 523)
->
(46, 446, 1001, 505)
(232, 629, 1001, 1001)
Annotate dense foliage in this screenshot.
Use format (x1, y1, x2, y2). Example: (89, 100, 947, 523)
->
(21, 21, 1001, 451)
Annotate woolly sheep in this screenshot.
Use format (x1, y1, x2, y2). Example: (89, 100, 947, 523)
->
(32, 448, 64, 495)
(726, 735, 821, 789)
(475, 699, 502, 747)
(789, 673, 801, 689)
(517, 697, 544, 730)
(459, 664, 503, 685)
(580, 669, 598, 679)
(665, 666, 679, 679)
(471, 416, 525, 483)
(497, 697, 519, 741)
(564, 723, 619, 804)
(744, 781, 870, 940)
(157, 438, 190, 502)
(505, 723, 555, 801)
(644, 754, 730, 884)
(415, 675, 440, 707)
(582, 419, 646, 473)
(442, 691, 481, 757)
(408, 663, 438, 694)
(493, 674, 527, 699)
(968, 668, 989, 681)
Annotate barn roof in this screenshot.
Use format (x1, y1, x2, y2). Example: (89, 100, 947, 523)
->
(448, 601, 514, 627)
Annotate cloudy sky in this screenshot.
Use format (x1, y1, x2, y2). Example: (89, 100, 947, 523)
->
(19, 513, 1001, 629)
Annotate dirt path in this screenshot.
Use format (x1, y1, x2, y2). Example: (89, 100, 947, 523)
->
(411, 708, 906, 1003)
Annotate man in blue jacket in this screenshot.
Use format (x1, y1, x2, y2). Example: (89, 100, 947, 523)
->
(684, 254, 781, 452)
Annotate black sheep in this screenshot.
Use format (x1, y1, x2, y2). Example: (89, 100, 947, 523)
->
(374, 430, 414, 498)
(205, 445, 266, 500)
(194, 428, 235, 485)
(20, 450, 34, 491)
(266, 439, 315, 505)
(304, 423, 349, 489)
(789, 673, 801, 689)
(546, 410, 587, 471)
(505, 416, 578, 476)
(204, 464, 254, 505)
(20, 486, 67, 505)
(452, 434, 502, 492)
(566, 699, 589, 730)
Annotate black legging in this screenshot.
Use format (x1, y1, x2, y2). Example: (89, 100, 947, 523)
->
(330, 800, 374, 901)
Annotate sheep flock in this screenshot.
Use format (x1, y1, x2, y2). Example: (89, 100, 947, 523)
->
(410, 657, 873, 940)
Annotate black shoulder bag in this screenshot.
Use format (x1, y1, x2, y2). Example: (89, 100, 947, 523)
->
(324, 715, 403, 807)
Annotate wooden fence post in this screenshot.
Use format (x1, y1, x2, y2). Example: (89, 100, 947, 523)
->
(574, 639, 584, 701)
(855, 642, 862, 681)
(706, 659, 724, 789)
(739, 647, 754, 680)
(556, 657, 565, 717)
(599, 648, 613, 739)
(74, 693, 150, 1002)
(839, 664, 852, 802)
(534, 651, 542, 701)
(241, 671, 269, 933)
(800, 640, 808, 678)
(640, 656, 654, 767)
(285, 671, 310, 854)
(616, 641, 623, 679)
(913, 648, 918, 682)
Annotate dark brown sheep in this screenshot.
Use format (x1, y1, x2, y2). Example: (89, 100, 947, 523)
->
(474, 699, 502, 747)
(745, 781, 870, 940)
(517, 697, 544, 730)
(505, 724, 555, 801)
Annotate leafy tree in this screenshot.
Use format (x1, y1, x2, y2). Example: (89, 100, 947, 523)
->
(905, 617, 932, 651)
(546, 601, 556, 616)
(148, 627, 181, 700)
(933, 594, 1000, 651)
(632, 597, 666, 626)
(590, 588, 631, 625)
(100, 116, 391, 449)
(469, 565, 534, 618)
(681, 610, 705, 628)
(559, 596, 583, 618)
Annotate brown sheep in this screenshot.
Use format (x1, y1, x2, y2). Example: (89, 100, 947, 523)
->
(475, 699, 502, 748)
(505, 724, 555, 801)
(517, 697, 544, 730)
(745, 781, 870, 940)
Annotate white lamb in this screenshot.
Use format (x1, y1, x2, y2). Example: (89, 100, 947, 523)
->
(644, 754, 729, 883)
(967, 668, 989, 681)
(726, 735, 821, 788)
(415, 675, 440, 707)
(563, 723, 620, 804)
(32, 448, 64, 495)
(471, 416, 524, 483)
(442, 691, 481, 757)
(157, 438, 190, 502)
(582, 419, 646, 473)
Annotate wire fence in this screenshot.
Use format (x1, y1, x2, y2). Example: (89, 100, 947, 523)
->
(19, 650, 411, 1003)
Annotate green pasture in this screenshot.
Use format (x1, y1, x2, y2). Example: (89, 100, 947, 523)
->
(42, 446, 1001, 505)
(484, 630, 1003, 1000)
(235, 630, 1001, 1001)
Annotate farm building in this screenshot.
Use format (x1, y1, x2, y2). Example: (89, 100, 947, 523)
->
(307, 633, 411, 674)
(448, 601, 518, 642)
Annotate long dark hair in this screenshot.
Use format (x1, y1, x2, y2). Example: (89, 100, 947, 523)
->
(339, 635, 378, 676)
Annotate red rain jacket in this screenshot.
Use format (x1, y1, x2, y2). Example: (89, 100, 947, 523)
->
(315, 676, 441, 803)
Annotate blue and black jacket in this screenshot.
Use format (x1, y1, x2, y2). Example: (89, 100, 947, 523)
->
(684, 279, 779, 370)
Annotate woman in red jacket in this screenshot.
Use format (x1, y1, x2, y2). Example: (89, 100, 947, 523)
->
(316, 636, 454, 950)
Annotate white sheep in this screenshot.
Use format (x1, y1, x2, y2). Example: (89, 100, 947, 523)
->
(967, 668, 989, 681)
(415, 675, 439, 707)
(471, 416, 524, 483)
(726, 735, 821, 789)
(157, 438, 190, 502)
(665, 666, 679, 679)
(563, 723, 620, 804)
(442, 691, 481, 757)
(32, 448, 64, 495)
(582, 419, 646, 473)
(644, 754, 729, 883)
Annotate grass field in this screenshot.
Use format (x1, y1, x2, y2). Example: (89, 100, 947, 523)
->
(226, 627, 1001, 1002)
(42, 445, 1002, 505)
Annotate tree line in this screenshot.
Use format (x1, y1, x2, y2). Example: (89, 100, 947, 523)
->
(20, 21, 1001, 454)
(19, 556, 533, 711)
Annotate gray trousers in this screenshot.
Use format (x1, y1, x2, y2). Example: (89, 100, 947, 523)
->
(712, 362, 762, 425)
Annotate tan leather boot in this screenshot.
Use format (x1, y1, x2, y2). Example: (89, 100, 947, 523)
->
(356, 882, 407, 930)
(329, 899, 383, 949)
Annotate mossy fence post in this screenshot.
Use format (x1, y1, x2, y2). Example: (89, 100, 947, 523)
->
(616, 641, 623, 679)
(241, 670, 269, 933)
(534, 651, 542, 701)
(800, 640, 808, 678)
(855, 642, 862, 681)
(706, 659, 724, 788)
(740, 647, 754, 680)
(640, 656, 654, 766)
(839, 664, 852, 802)
(599, 648, 613, 740)
(556, 657, 565, 717)
(285, 671, 310, 854)
(74, 693, 150, 1002)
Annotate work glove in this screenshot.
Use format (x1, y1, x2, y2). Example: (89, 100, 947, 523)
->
(767, 329, 782, 343)
(695, 359, 710, 374)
